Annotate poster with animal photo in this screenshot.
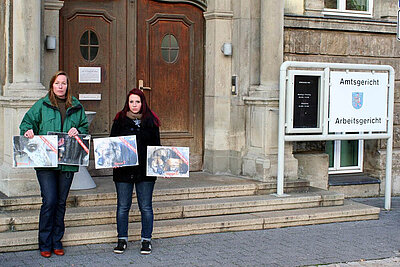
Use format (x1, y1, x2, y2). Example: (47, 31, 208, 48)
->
(93, 135, 138, 169)
(47, 132, 91, 166)
(13, 135, 58, 168)
(146, 146, 189, 177)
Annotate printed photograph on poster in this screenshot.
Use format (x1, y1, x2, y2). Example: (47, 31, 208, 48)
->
(47, 132, 90, 166)
(146, 146, 189, 177)
(93, 135, 138, 169)
(13, 135, 58, 168)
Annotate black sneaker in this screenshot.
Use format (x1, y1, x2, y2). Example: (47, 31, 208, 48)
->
(140, 240, 152, 254)
(113, 239, 127, 254)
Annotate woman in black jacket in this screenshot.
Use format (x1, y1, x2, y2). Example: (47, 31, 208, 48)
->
(110, 88, 161, 255)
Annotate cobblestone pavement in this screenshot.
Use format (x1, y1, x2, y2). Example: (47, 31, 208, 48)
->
(0, 197, 398, 267)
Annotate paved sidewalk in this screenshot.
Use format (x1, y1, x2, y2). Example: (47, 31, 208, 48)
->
(0, 197, 398, 267)
(318, 256, 400, 266)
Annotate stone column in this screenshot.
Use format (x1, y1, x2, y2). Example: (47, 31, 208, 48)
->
(203, 0, 233, 173)
(4, 0, 46, 96)
(260, 0, 283, 93)
(0, 0, 52, 196)
(242, 0, 297, 181)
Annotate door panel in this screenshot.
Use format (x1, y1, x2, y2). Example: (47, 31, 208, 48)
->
(137, 0, 204, 170)
(149, 15, 191, 134)
(60, 1, 126, 136)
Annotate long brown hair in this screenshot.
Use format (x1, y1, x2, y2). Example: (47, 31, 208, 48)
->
(114, 88, 161, 127)
(48, 70, 73, 108)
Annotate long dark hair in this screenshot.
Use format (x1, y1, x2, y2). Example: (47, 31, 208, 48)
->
(114, 88, 161, 127)
(48, 70, 73, 108)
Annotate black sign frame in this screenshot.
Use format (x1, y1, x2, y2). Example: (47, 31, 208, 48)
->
(286, 71, 323, 134)
(293, 75, 319, 128)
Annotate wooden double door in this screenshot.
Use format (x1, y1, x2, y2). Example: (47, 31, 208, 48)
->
(60, 0, 205, 170)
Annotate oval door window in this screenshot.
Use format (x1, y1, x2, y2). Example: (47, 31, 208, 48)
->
(80, 30, 99, 62)
(161, 34, 179, 63)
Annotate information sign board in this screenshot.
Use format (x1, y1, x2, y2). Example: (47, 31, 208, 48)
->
(329, 71, 388, 132)
(279, 61, 394, 209)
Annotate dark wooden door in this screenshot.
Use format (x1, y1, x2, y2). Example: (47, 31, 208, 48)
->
(137, 0, 204, 170)
(60, 0, 127, 136)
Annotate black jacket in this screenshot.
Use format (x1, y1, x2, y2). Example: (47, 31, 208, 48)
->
(110, 115, 161, 183)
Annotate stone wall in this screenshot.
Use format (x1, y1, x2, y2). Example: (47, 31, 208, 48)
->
(43, 1, 64, 93)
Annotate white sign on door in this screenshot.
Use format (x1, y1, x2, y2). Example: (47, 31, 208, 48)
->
(329, 71, 388, 132)
(78, 67, 101, 83)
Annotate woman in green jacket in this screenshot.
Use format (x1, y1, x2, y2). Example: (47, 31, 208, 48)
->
(19, 71, 88, 258)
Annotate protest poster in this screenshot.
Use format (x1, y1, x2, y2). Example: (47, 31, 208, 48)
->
(146, 146, 189, 177)
(93, 135, 138, 169)
(13, 135, 58, 168)
(47, 132, 90, 166)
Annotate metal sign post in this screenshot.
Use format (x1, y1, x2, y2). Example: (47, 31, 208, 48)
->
(277, 61, 395, 210)
(398, 1, 400, 41)
(398, 9, 400, 41)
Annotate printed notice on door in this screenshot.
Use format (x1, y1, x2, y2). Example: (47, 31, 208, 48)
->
(78, 67, 101, 83)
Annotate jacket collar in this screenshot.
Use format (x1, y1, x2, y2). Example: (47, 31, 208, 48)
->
(43, 94, 82, 110)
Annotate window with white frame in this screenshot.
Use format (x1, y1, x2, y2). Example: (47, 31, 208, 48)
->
(323, 0, 373, 17)
(326, 139, 364, 174)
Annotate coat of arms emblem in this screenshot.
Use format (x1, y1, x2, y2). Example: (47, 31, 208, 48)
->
(352, 92, 363, 109)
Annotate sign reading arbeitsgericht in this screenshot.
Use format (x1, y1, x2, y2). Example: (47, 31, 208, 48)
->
(329, 71, 388, 132)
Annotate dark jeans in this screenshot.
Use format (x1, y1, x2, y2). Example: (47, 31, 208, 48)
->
(36, 170, 74, 252)
(115, 181, 155, 240)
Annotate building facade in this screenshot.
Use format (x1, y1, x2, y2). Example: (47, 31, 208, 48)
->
(0, 0, 398, 197)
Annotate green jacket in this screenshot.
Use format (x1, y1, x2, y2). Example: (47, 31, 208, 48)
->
(19, 94, 89, 172)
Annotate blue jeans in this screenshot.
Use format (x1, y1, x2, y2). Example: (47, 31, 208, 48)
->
(115, 181, 155, 240)
(36, 170, 73, 252)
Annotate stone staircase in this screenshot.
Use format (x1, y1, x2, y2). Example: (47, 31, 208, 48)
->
(0, 173, 380, 252)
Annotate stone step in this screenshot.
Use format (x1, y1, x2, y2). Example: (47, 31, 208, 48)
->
(0, 200, 379, 252)
(0, 178, 309, 211)
(328, 174, 381, 198)
(328, 184, 380, 198)
(0, 190, 344, 232)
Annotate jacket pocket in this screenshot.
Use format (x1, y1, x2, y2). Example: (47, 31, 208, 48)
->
(39, 113, 57, 133)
